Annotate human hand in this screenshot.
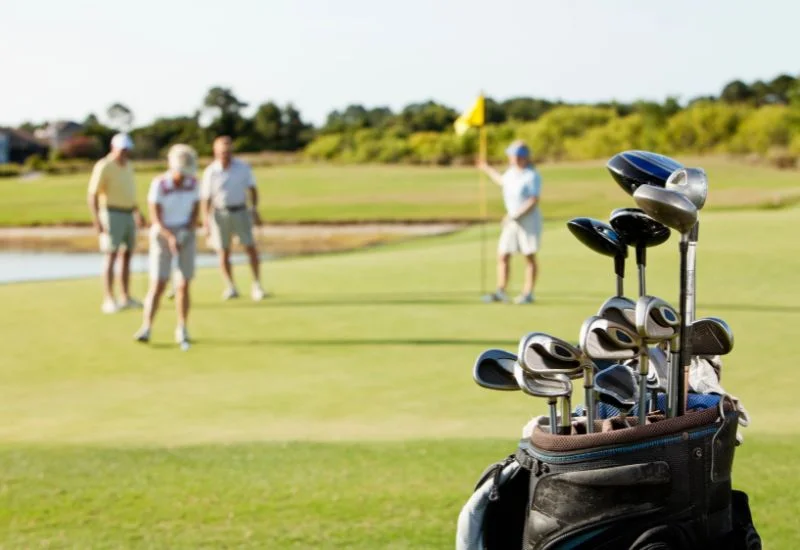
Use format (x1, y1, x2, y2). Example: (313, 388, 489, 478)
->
(251, 209, 263, 227)
(93, 221, 105, 235)
(166, 233, 179, 255)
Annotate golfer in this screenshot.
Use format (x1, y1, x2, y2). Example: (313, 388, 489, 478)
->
(201, 136, 266, 301)
(479, 140, 542, 304)
(134, 144, 200, 346)
(87, 133, 145, 313)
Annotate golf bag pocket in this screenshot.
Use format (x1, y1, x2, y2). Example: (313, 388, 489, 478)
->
(519, 405, 740, 550)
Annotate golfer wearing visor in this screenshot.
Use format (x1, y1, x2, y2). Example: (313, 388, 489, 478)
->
(479, 140, 542, 305)
(134, 144, 200, 346)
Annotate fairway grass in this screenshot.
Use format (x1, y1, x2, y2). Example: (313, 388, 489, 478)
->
(2, 208, 800, 547)
(1, 158, 799, 226)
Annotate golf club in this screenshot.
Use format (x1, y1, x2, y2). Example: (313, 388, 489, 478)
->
(691, 317, 734, 355)
(567, 218, 628, 297)
(635, 295, 680, 425)
(594, 363, 638, 427)
(633, 185, 698, 417)
(610, 208, 671, 297)
(645, 345, 669, 412)
(473, 349, 519, 391)
(597, 296, 637, 330)
(606, 150, 684, 196)
(514, 365, 573, 435)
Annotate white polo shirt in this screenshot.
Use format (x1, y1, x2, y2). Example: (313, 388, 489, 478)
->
(201, 158, 256, 209)
(148, 174, 199, 228)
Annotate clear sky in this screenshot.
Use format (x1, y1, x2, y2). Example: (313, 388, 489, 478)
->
(1, 0, 796, 127)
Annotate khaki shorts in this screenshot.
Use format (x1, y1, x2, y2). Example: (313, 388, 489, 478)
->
(149, 226, 196, 282)
(498, 217, 541, 256)
(99, 209, 136, 252)
(211, 208, 255, 250)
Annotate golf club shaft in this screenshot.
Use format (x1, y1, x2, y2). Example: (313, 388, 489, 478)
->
(637, 245, 646, 297)
(559, 396, 572, 435)
(684, 223, 699, 411)
(548, 398, 558, 435)
(638, 352, 649, 426)
(669, 235, 690, 417)
(584, 382, 594, 434)
(614, 255, 625, 297)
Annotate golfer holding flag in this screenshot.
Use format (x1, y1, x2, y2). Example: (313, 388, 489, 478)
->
(479, 140, 542, 304)
(134, 144, 200, 348)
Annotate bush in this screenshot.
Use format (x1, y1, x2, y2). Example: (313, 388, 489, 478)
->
(516, 106, 617, 161)
(0, 164, 23, 178)
(305, 134, 346, 161)
(24, 154, 47, 172)
(728, 105, 793, 155)
(662, 102, 750, 154)
(60, 135, 104, 160)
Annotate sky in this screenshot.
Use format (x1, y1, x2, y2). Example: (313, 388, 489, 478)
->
(1, 0, 797, 128)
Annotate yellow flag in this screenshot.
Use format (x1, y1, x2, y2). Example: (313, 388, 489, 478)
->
(454, 94, 485, 135)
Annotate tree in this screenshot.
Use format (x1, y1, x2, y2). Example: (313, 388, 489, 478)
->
(484, 97, 506, 125)
(720, 80, 754, 104)
(280, 103, 312, 151)
(107, 103, 134, 131)
(203, 86, 248, 116)
(501, 97, 556, 121)
(252, 102, 283, 149)
(83, 113, 100, 127)
(399, 101, 457, 132)
(769, 74, 798, 103)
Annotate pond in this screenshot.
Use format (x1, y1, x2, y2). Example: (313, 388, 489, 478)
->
(0, 252, 248, 284)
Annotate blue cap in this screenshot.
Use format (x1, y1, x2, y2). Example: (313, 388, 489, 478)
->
(505, 139, 530, 158)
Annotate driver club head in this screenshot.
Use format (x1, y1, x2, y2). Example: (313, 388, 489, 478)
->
(594, 363, 638, 411)
(665, 167, 708, 210)
(691, 317, 734, 355)
(473, 349, 519, 391)
(633, 185, 699, 235)
(635, 295, 680, 342)
(518, 332, 586, 378)
(579, 316, 641, 361)
(597, 296, 637, 329)
(609, 208, 672, 250)
(606, 150, 684, 196)
(566, 218, 628, 260)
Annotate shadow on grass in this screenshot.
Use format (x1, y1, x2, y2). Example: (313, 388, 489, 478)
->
(193, 290, 607, 309)
(190, 337, 519, 348)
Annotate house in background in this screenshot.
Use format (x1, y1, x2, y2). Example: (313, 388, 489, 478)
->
(0, 128, 50, 164)
(34, 120, 84, 150)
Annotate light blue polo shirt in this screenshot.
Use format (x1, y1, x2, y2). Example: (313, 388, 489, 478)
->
(501, 166, 542, 222)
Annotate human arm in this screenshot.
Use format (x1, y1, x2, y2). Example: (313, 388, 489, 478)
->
(200, 168, 214, 236)
(477, 160, 504, 187)
(147, 179, 179, 254)
(246, 166, 262, 226)
(134, 206, 147, 228)
(87, 162, 105, 233)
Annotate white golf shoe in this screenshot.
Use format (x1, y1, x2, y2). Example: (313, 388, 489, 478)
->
(119, 297, 143, 309)
(175, 326, 190, 345)
(251, 284, 266, 301)
(133, 326, 151, 343)
(222, 287, 240, 300)
(101, 298, 120, 314)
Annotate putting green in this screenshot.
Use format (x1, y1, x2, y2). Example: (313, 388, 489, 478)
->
(1, 208, 799, 547)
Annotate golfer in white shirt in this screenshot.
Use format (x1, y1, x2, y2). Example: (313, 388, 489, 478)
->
(479, 140, 543, 305)
(201, 136, 265, 301)
(134, 144, 200, 346)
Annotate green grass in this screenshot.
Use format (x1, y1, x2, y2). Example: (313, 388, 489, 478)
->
(1, 159, 799, 226)
(2, 208, 800, 547)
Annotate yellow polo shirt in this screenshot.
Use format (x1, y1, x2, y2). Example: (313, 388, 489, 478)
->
(87, 155, 137, 209)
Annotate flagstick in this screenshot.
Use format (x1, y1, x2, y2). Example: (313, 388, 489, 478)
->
(479, 125, 488, 296)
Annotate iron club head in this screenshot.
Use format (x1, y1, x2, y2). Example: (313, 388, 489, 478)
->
(635, 295, 680, 342)
(473, 349, 519, 391)
(579, 316, 641, 361)
(518, 332, 587, 378)
(691, 317, 734, 355)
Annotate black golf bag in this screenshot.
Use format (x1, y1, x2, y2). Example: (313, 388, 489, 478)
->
(457, 401, 761, 550)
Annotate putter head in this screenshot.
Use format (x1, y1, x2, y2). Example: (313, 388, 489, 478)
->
(513, 364, 572, 399)
(635, 295, 680, 342)
(594, 363, 638, 410)
(646, 346, 669, 391)
(609, 208, 671, 249)
(579, 316, 640, 361)
(597, 296, 637, 329)
(665, 167, 708, 210)
(691, 317, 734, 355)
(473, 349, 519, 391)
(633, 185, 698, 234)
(518, 332, 586, 378)
(606, 150, 684, 196)
(566, 217, 628, 260)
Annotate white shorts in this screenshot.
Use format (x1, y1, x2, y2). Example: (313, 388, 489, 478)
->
(149, 226, 196, 282)
(498, 219, 541, 256)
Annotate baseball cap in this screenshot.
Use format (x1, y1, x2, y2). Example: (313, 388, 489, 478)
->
(110, 133, 134, 151)
(505, 139, 530, 158)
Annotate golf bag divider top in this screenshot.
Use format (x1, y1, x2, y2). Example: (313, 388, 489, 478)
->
(517, 402, 740, 549)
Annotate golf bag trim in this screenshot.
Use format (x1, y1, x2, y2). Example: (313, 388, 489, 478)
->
(530, 402, 729, 452)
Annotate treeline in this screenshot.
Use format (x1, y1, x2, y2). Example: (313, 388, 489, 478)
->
(307, 75, 800, 168)
(13, 74, 800, 169)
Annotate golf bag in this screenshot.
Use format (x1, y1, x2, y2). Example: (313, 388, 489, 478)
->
(457, 400, 761, 550)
